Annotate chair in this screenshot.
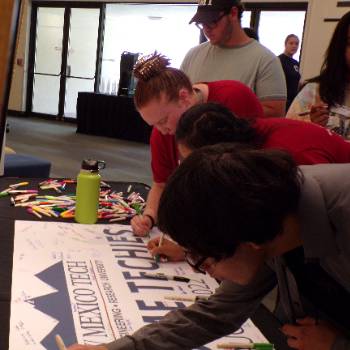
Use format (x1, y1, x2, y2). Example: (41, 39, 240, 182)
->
(4, 154, 51, 178)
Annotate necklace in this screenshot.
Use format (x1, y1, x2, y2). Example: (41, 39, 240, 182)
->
(193, 87, 204, 105)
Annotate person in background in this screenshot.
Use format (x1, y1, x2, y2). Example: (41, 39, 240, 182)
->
(279, 34, 301, 111)
(181, 0, 287, 117)
(68, 144, 350, 350)
(129, 53, 264, 236)
(243, 27, 259, 41)
(148, 102, 350, 261)
(287, 11, 350, 139)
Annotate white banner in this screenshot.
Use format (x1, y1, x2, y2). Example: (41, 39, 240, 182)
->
(10, 221, 267, 350)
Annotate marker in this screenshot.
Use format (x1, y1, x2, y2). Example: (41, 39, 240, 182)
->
(101, 181, 111, 188)
(8, 190, 38, 194)
(32, 206, 52, 217)
(0, 191, 10, 197)
(55, 334, 67, 350)
(27, 207, 42, 219)
(154, 233, 165, 263)
(144, 272, 191, 283)
(217, 342, 274, 349)
(9, 181, 29, 188)
(297, 110, 311, 116)
(164, 295, 209, 302)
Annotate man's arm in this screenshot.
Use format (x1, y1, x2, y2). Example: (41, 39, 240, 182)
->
(255, 52, 287, 117)
(260, 99, 286, 118)
(103, 264, 277, 350)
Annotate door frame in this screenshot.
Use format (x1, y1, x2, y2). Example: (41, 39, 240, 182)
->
(26, 1, 105, 120)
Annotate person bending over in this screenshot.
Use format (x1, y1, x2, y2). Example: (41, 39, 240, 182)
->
(68, 144, 350, 350)
(148, 102, 350, 261)
(130, 53, 264, 236)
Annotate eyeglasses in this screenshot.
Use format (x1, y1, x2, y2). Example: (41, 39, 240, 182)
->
(184, 251, 208, 274)
(195, 12, 228, 30)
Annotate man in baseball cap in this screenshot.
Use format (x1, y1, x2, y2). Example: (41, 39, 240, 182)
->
(181, 0, 287, 118)
(189, 0, 243, 25)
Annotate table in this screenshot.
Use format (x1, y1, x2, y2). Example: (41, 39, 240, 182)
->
(0, 177, 290, 350)
(76, 92, 152, 144)
(0, 177, 150, 350)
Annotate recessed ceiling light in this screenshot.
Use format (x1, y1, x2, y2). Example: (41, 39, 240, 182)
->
(148, 16, 163, 20)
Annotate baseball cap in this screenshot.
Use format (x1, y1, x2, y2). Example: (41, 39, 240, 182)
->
(189, 0, 240, 24)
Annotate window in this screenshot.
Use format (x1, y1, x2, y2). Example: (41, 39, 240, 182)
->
(241, 11, 251, 28)
(258, 11, 306, 61)
(100, 4, 199, 94)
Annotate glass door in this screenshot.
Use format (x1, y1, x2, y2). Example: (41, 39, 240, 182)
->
(28, 4, 102, 119)
(30, 7, 64, 116)
(64, 8, 100, 117)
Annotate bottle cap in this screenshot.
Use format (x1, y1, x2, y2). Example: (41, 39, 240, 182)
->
(81, 159, 106, 172)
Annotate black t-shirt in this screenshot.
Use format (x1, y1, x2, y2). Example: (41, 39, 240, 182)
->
(279, 53, 301, 110)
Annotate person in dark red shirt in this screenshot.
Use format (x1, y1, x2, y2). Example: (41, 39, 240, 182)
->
(148, 102, 350, 261)
(175, 102, 350, 165)
(131, 53, 264, 236)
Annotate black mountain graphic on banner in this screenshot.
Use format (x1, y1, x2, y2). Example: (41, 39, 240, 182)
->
(28, 261, 77, 349)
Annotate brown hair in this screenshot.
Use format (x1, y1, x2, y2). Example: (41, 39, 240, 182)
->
(284, 34, 299, 45)
(133, 52, 193, 109)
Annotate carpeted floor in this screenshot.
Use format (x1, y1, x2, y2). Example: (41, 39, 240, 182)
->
(6, 116, 152, 185)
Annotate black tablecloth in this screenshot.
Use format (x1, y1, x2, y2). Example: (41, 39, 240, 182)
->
(76, 92, 152, 144)
(0, 177, 289, 350)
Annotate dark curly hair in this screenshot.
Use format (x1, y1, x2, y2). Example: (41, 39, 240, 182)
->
(308, 11, 350, 107)
(158, 143, 302, 259)
(175, 102, 264, 150)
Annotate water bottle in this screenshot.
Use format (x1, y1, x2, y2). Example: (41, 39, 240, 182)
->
(75, 159, 105, 224)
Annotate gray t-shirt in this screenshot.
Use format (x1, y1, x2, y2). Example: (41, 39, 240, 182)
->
(181, 40, 287, 101)
(105, 164, 350, 350)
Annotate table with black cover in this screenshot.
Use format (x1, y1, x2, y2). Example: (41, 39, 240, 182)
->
(0, 177, 290, 350)
(76, 92, 152, 144)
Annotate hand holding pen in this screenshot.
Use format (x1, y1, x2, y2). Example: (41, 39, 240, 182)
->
(131, 213, 155, 237)
(309, 103, 329, 127)
(153, 233, 165, 263)
(147, 235, 186, 262)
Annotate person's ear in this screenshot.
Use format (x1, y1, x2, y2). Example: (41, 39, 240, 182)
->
(178, 88, 191, 106)
(229, 6, 239, 20)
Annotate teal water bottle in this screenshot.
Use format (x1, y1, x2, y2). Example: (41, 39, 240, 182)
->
(75, 159, 106, 224)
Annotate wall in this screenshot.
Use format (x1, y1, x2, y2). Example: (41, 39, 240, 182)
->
(300, 0, 343, 80)
(8, 0, 350, 111)
(8, 0, 30, 111)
